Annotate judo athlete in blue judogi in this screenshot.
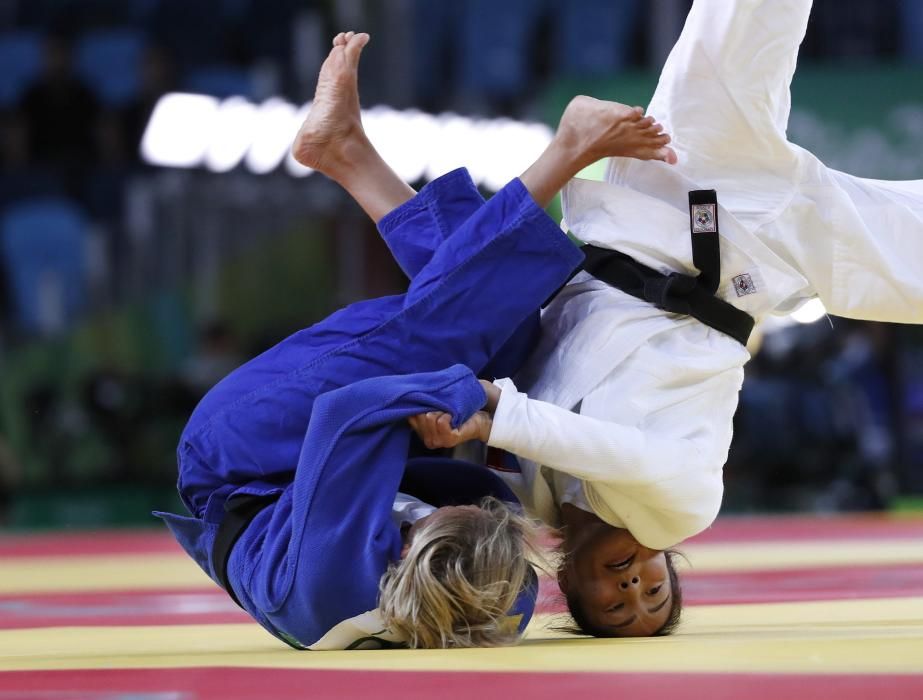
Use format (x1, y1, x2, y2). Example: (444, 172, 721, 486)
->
(156, 31, 677, 650)
(157, 165, 582, 648)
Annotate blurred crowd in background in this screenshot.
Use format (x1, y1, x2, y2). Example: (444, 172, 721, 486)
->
(0, 0, 922, 527)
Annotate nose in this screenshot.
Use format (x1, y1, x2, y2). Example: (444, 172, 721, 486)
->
(618, 575, 640, 591)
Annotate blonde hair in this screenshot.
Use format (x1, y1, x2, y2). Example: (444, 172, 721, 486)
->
(378, 497, 540, 648)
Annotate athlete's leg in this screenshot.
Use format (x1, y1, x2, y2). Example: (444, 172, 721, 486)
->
(309, 172, 581, 393)
(607, 0, 813, 219)
(294, 33, 675, 280)
(647, 0, 813, 142)
(639, 2, 923, 325)
(298, 91, 681, 391)
(292, 32, 415, 224)
(191, 97, 633, 436)
(294, 33, 490, 281)
(374, 95, 677, 281)
(182, 150, 584, 508)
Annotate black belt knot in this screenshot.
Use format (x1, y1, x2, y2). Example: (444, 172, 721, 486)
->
(644, 271, 697, 313)
(575, 189, 755, 346)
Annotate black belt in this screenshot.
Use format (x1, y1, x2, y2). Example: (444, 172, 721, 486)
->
(579, 190, 754, 346)
(213, 493, 280, 609)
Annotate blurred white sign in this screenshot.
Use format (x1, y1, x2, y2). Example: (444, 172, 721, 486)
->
(141, 92, 554, 188)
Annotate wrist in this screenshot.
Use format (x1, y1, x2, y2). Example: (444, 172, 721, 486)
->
(479, 379, 502, 414)
(478, 412, 493, 443)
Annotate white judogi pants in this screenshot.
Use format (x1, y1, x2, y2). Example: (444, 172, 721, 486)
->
(620, 0, 923, 324)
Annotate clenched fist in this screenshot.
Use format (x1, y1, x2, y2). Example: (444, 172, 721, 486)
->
(407, 410, 493, 450)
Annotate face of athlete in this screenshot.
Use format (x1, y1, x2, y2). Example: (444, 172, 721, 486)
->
(560, 526, 672, 637)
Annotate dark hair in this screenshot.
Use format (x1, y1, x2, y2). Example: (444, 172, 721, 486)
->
(564, 549, 684, 637)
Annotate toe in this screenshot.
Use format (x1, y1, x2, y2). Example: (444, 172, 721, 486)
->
(333, 32, 346, 46)
(345, 32, 370, 64)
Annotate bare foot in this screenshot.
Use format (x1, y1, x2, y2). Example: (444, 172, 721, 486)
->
(557, 95, 678, 168)
(291, 31, 371, 175)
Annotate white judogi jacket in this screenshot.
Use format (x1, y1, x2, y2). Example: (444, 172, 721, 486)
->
(487, 0, 923, 550)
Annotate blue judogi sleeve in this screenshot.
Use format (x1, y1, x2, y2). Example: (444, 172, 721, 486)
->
(234, 365, 486, 646)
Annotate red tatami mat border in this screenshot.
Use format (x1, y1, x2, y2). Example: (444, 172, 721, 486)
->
(0, 668, 920, 700)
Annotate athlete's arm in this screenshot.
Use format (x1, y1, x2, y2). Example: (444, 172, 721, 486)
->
(489, 382, 706, 485)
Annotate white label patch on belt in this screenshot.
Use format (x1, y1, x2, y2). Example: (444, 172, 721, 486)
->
(692, 204, 717, 233)
(733, 273, 758, 297)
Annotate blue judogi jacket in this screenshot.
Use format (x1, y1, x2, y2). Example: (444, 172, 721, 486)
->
(157, 169, 583, 648)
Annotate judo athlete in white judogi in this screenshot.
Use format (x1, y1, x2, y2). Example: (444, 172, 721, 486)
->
(411, 0, 923, 638)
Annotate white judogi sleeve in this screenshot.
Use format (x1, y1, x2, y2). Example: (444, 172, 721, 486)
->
(487, 365, 734, 551)
(489, 380, 704, 486)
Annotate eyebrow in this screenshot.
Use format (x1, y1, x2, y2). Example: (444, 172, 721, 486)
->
(648, 595, 671, 615)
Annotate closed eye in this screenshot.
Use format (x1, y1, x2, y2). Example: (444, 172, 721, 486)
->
(611, 614, 637, 629)
(607, 554, 635, 570)
(648, 595, 671, 615)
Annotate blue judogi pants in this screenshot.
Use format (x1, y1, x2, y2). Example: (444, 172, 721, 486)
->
(162, 169, 583, 647)
(178, 168, 575, 521)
